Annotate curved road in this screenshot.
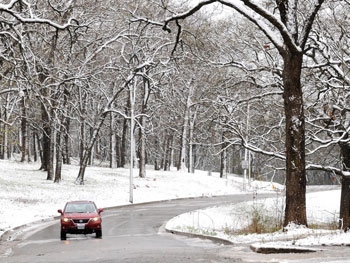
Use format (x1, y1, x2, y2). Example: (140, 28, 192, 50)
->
(2, 193, 350, 263)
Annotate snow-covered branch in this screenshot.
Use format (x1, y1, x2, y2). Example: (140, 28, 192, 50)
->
(300, 0, 325, 49)
(162, 0, 302, 53)
(0, 88, 21, 96)
(217, 0, 292, 52)
(0, 0, 78, 30)
(162, 0, 217, 32)
(306, 163, 350, 177)
(243, 142, 286, 160)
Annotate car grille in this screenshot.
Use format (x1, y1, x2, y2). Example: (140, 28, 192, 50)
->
(73, 219, 89, 223)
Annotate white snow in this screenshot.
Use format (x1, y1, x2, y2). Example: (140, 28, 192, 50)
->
(1, 159, 349, 249)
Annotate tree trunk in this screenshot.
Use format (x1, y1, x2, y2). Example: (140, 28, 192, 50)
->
(79, 117, 85, 166)
(161, 136, 166, 170)
(41, 122, 50, 171)
(34, 132, 43, 164)
(54, 127, 63, 183)
(120, 111, 128, 168)
(27, 130, 32, 162)
(154, 136, 160, 170)
(3, 123, 8, 159)
(138, 77, 149, 178)
(220, 132, 228, 178)
(109, 113, 116, 168)
(339, 139, 350, 230)
(282, 51, 307, 227)
(47, 121, 55, 180)
(20, 95, 27, 162)
(340, 176, 350, 230)
(170, 136, 174, 168)
(188, 117, 195, 173)
(138, 115, 146, 178)
(89, 126, 95, 166)
(116, 134, 122, 167)
(164, 134, 172, 171)
(32, 132, 37, 162)
(178, 84, 193, 171)
(76, 155, 89, 185)
(1, 95, 10, 160)
(63, 117, 71, 164)
(54, 109, 68, 183)
(75, 116, 106, 185)
(0, 99, 3, 159)
(178, 124, 188, 171)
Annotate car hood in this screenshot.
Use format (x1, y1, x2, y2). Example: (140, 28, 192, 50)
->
(63, 212, 99, 219)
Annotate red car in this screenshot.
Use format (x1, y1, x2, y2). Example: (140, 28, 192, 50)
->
(58, 200, 103, 240)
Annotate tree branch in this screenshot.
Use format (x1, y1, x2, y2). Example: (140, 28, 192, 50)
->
(162, 0, 300, 55)
(300, 0, 326, 49)
(162, 0, 217, 32)
(0, 0, 79, 30)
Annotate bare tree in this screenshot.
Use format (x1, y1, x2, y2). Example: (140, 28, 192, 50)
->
(303, 1, 350, 229)
(0, 0, 77, 170)
(139, 0, 330, 228)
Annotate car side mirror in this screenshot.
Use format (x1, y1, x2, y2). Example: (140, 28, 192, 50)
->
(58, 209, 63, 214)
(98, 208, 104, 214)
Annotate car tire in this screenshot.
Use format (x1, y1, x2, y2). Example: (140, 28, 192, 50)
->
(60, 231, 67, 240)
(96, 230, 102, 238)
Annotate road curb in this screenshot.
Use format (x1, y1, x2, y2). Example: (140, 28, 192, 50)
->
(250, 243, 322, 254)
(165, 228, 233, 245)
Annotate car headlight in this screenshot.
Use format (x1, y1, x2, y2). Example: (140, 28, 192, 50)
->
(91, 217, 99, 222)
(63, 217, 70, 223)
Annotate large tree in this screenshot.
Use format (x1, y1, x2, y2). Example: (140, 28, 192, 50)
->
(141, 0, 329, 227)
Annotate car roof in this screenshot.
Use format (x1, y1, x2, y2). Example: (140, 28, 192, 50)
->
(66, 200, 95, 204)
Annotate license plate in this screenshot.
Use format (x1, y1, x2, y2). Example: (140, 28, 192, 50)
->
(77, 223, 85, 230)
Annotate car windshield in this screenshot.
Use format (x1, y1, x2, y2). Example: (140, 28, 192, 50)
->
(64, 203, 97, 213)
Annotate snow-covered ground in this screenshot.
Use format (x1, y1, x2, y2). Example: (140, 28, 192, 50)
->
(0, 159, 348, 249)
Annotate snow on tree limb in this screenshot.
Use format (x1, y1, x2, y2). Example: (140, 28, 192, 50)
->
(8, 15, 78, 30)
(162, 0, 217, 33)
(0, 0, 78, 30)
(161, 0, 329, 55)
(0, 0, 17, 10)
(300, 0, 325, 49)
(306, 163, 350, 177)
(244, 142, 286, 160)
(0, 88, 21, 95)
(217, 0, 292, 52)
(162, 0, 302, 53)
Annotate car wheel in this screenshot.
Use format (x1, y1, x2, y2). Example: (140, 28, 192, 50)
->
(60, 231, 67, 240)
(96, 230, 102, 238)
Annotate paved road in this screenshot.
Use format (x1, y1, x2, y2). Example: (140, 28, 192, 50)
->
(1, 192, 350, 263)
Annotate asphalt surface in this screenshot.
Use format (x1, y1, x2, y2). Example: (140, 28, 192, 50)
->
(1, 192, 350, 263)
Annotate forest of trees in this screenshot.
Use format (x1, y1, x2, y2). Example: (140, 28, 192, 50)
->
(0, 1, 349, 229)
